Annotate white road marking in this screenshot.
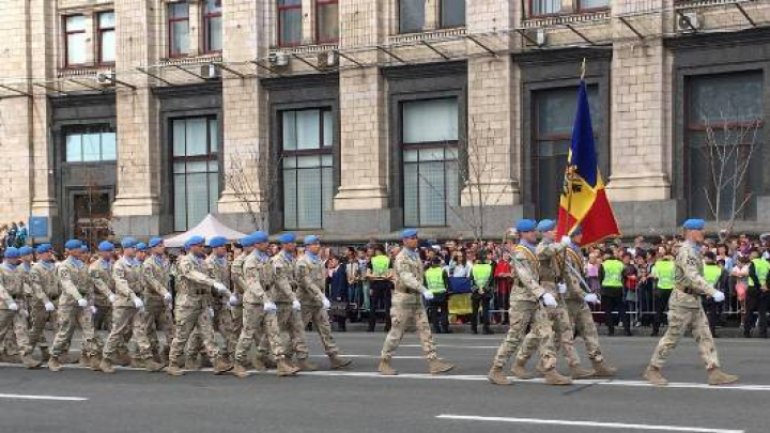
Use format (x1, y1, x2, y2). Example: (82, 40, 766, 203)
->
(401, 344, 500, 349)
(436, 415, 744, 433)
(0, 393, 87, 402)
(310, 354, 425, 360)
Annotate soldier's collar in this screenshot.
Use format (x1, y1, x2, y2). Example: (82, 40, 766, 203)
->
(281, 251, 294, 260)
(2, 261, 16, 270)
(306, 252, 319, 262)
(518, 241, 536, 251)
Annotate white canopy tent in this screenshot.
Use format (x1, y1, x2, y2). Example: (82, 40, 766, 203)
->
(163, 214, 247, 248)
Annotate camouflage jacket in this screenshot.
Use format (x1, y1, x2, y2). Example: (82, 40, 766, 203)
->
(510, 242, 546, 303)
(56, 256, 91, 307)
(29, 260, 59, 306)
(206, 255, 231, 307)
(296, 253, 326, 307)
(672, 241, 718, 309)
(536, 238, 567, 291)
(89, 259, 116, 306)
(242, 250, 271, 305)
(393, 248, 425, 306)
(175, 253, 218, 309)
(0, 263, 25, 310)
(143, 254, 171, 307)
(563, 245, 588, 302)
(269, 251, 298, 304)
(112, 256, 144, 308)
(230, 252, 248, 301)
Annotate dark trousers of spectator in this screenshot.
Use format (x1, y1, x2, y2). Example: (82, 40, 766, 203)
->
(426, 293, 450, 334)
(744, 289, 770, 338)
(701, 297, 719, 337)
(470, 291, 492, 334)
(601, 288, 629, 336)
(651, 289, 672, 336)
(494, 290, 510, 324)
(368, 284, 392, 332)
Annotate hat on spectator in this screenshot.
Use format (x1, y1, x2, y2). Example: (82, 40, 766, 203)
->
(98, 241, 114, 252)
(536, 219, 556, 232)
(18, 246, 33, 256)
(515, 219, 537, 233)
(64, 239, 82, 250)
(682, 219, 705, 231)
(304, 235, 320, 246)
(149, 237, 164, 248)
(184, 235, 205, 250)
(121, 237, 137, 249)
(35, 244, 52, 254)
(136, 242, 148, 252)
(278, 232, 296, 244)
(401, 228, 418, 239)
(207, 236, 227, 248)
(4, 247, 19, 259)
(251, 231, 269, 243)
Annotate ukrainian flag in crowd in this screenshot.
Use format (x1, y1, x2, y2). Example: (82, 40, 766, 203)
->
(555, 80, 620, 245)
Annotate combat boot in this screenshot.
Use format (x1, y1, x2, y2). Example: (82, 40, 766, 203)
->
(232, 362, 250, 378)
(643, 365, 668, 386)
(99, 358, 116, 374)
(21, 354, 42, 369)
(263, 356, 277, 369)
(251, 356, 267, 372)
(276, 358, 299, 377)
(378, 358, 397, 376)
(510, 359, 533, 380)
(48, 356, 62, 372)
(39, 347, 50, 362)
(166, 363, 184, 377)
(570, 365, 595, 379)
(487, 366, 511, 385)
(428, 358, 454, 375)
(143, 358, 165, 372)
(213, 356, 233, 375)
(543, 369, 573, 386)
(296, 358, 318, 371)
(78, 353, 90, 367)
(329, 355, 352, 370)
(707, 368, 739, 386)
(591, 359, 617, 378)
(89, 353, 102, 371)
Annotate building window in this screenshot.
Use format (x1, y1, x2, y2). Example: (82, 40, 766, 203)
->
(578, 0, 610, 12)
(168, 2, 190, 57)
(203, 0, 222, 53)
(172, 117, 219, 231)
(65, 126, 117, 163)
(97, 11, 116, 64)
(440, 0, 465, 28)
(400, 0, 425, 34)
(64, 15, 87, 66)
(280, 108, 334, 230)
(531, 0, 561, 16)
(533, 86, 601, 218)
(316, 0, 339, 43)
(401, 98, 459, 227)
(686, 72, 764, 221)
(278, 0, 302, 47)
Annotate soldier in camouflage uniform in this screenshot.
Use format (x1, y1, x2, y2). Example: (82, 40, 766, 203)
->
(28, 244, 58, 361)
(167, 235, 233, 376)
(231, 232, 298, 378)
(0, 247, 42, 368)
(142, 237, 175, 364)
(644, 219, 739, 386)
(229, 239, 248, 361)
(378, 229, 453, 376)
(49, 240, 103, 371)
(205, 236, 237, 361)
(99, 238, 164, 373)
(488, 220, 568, 386)
(296, 235, 351, 370)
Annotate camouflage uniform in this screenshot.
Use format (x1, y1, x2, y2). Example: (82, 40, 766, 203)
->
(50, 257, 102, 361)
(491, 242, 557, 370)
(28, 259, 59, 355)
(142, 254, 174, 357)
(380, 248, 438, 360)
(296, 253, 340, 357)
(229, 252, 247, 353)
(270, 251, 309, 361)
(0, 263, 35, 359)
(563, 246, 606, 364)
(89, 259, 130, 353)
(203, 255, 236, 358)
(648, 241, 720, 370)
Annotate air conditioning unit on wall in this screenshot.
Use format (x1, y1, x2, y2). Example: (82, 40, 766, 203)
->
(200, 64, 221, 79)
(317, 51, 338, 69)
(95, 71, 115, 85)
(269, 51, 290, 67)
(677, 12, 702, 32)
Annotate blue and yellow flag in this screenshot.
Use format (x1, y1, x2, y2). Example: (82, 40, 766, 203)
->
(555, 81, 620, 245)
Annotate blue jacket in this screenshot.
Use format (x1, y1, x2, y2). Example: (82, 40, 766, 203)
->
(328, 265, 348, 302)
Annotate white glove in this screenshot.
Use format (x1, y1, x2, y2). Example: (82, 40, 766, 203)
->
(44, 302, 55, 312)
(108, 293, 116, 304)
(557, 283, 568, 294)
(264, 300, 277, 314)
(541, 293, 558, 308)
(584, 293, 600, 305)
(292, 300, 301, 311)
(77, 298, 88, 308)
(213, 282, 228, 294)
(132, 297, 144, 310)
(423, 290, 435, 301)
(208, 307, 215, 318)
(163, 292, 173, 304)
(90, 306, 97, 315)
(229, 294, 240, 306)
(8, 302, 18, 311)
(712, 290, 725, 303)
(561, 235, 572, 246)
(321, 297, 331, 310)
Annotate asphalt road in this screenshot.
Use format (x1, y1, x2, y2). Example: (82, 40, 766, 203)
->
(1, 333, 768, 433)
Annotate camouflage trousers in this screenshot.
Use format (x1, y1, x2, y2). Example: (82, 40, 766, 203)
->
(491, 300, 557, 370)
(380, 302, 437, 361)
(516, 300, 580, 368)
(274, 303, 309, 360)
(51, 306, 102, 358)
(0, 309, 33, 357)
(566, 299, 605, 363)
(231, 305, 243, 355)
(649, 305, 720, 370)
(234, 303, 284, 364)
(301, 305, 339, 357)
(28, 303, 55, 352)
(143, 302, 175, 355)
(168, 305, 221, 366)
(103, 307, 153, 360)
(188, 303, 235, 358)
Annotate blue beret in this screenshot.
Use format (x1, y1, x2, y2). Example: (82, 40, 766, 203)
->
(136, 242, 147, 251)
(207, 236, 227, 248)
(98, 241, 114, 252)
(184, 235, 205, 249)
(35, 244, 52, 254)
(278, 232, 296, 244)
(683, 219, 705, 230)
(240, 235, 257, 248)
(4, 247, 19, 259)
(251, 231, 268, 243)
(537, 219, 556, 232)
(64, 239, 82, 250)
(304, 235, 320, 246)
(121, 237, 137, 248)
(80, 245, 89, 252)
(148, 237, 164, 248)
(570, 225, 583, 237)
(18, 246, 33, 256)
(401, 228, 418, 239)
(515, 219, 537, 233)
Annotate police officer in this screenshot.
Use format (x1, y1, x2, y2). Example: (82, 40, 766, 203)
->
(644, 219, 738, 386)
(142, 237, 175, 364)
(470, 251, 493, 335)
(28, 244, 57, 361)
(378, 229, 454, 376)
(366, 244, 393, 332)
(702, 252, 725, 337)
(424, 257, 450, 334)
(599, 250, 629, 336)
(0, 247, 41, 369)
(745, 248, 769, 338)
(650, 248, 676, 337)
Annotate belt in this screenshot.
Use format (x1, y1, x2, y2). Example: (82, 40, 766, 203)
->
(540, 279, 555, 284)
(676, 287, 695, 295)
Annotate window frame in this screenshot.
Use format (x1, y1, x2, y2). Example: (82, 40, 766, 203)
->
(576, 0, 610, 13)
(398, 0, 426, 34)
(528, 0, 563, 18)
(96, 11, 116, 66)
(315, 0, 339, 44)
(63, 125, 117, 164)
(438, 0, 466, 29)
(277, 0, 303, 47)
(167, 1, 191, 58)
(202, 0, 223, 54)
(63, 14, 87, 68)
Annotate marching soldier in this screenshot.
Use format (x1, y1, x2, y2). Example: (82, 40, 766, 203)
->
(296, 235, 352, 370)
(229, 237, 249, 362)
(89, 241, 132, 366)
(142, 237, 175, 364)
(0, 247, 42, 368)
(378, 229, 454, 376)
(643, 219, 738, 386)
(49, 239, 103, 371)
(28, 244, 58, 361)
(207, 236, 237, 360)
(487, 219, 569, 386)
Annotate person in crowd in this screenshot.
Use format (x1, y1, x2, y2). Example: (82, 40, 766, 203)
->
(327, 255, 349, 332)
(745, 248, 769, 338)
(493, 251, 513, 325)
(424, 257, 450, 334)
(469, 251, 493, 335)
(599, 249, 630, 336)
(366, 244, 393, 333)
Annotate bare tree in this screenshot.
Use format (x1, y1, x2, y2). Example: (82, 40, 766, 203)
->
(224, 148, 281, 231)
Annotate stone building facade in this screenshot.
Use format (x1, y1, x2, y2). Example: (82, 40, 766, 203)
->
(2, 0, 770, 245)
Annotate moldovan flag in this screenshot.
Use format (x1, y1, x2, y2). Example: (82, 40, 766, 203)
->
(555, 80, 620, 245)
